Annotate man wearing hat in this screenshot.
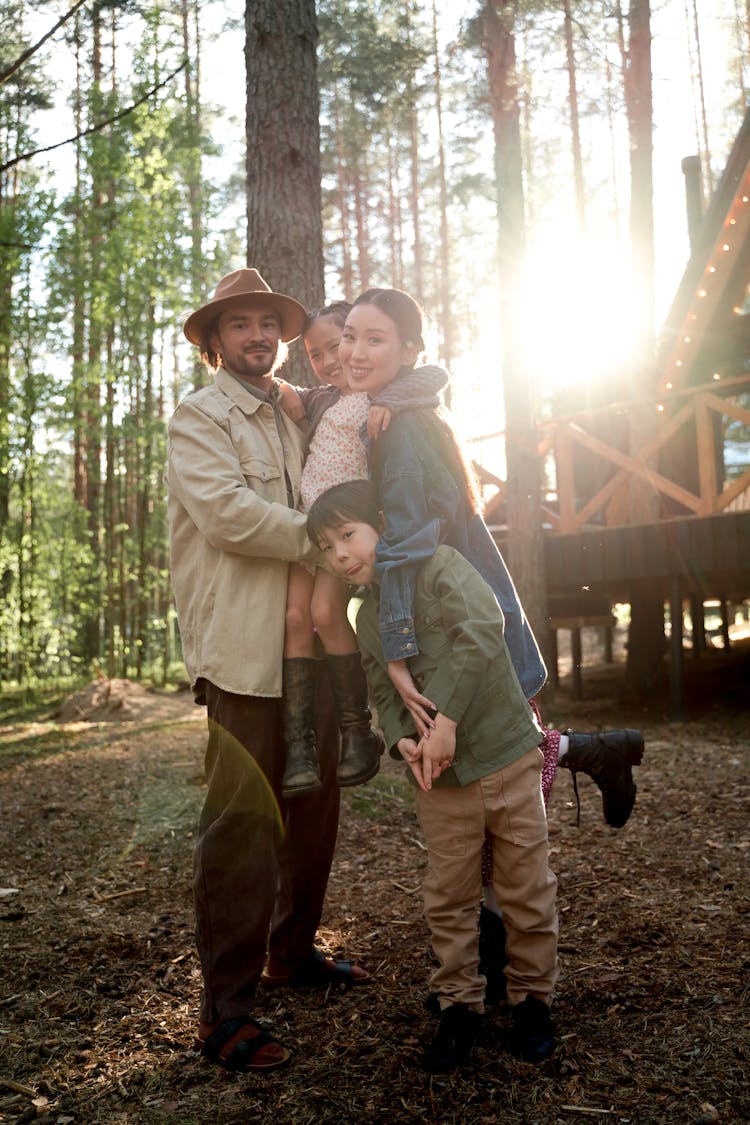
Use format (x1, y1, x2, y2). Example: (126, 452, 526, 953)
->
(168, 268, 368, 1073)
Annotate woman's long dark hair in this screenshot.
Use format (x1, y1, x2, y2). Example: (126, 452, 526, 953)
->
(403, 406, 484, 516)
(354, 287, 483, 515)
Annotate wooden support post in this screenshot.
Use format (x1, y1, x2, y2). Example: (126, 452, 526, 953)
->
(669, 578, 685, 720)
(571, 627, 583, 700)
(549, 626, 559, 689)
(690, 594, 705, 656)
(603, 625, 613, 664)
(719, 594, 731, 650)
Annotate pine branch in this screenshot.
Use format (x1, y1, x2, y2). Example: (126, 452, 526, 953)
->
(0, 61, 188, 175)
(0, 0, 89, 86)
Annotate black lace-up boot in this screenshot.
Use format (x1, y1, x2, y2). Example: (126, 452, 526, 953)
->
(562, 728, 644, 827)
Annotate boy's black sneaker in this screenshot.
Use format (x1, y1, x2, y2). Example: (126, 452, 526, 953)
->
(421, 1004, 481, 1073)
(510, 995, 555, 1063)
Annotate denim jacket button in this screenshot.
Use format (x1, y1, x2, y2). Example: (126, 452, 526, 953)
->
(401, 627, 410, 634)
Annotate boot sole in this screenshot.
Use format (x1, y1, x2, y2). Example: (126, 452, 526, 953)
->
(336, 759, 381, 788)
(282, 777, 323, 800)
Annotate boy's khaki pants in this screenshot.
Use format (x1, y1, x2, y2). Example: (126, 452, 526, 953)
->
(415, 745, 558, 1012)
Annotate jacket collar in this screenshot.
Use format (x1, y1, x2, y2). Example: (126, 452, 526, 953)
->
(215, 366, 273, 414)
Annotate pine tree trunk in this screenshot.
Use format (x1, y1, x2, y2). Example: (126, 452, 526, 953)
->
(432, 0, 453, 376)
(245, 0, 323, 385)
(353, 157, 370, 291)
(622, 0, 654, 370)
(619, 0, 666, 699)
(386, 124, 400, 287)
(333, 81, 353, 299)
(82, 4, 105, 667)
(182, 0, 206, 390)
(563, 0, 586, 236)
(483, 0, 551, 691)
(408, 104, 424, 304)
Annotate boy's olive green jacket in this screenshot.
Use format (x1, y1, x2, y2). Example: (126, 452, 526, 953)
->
(356, 545, 543, 788)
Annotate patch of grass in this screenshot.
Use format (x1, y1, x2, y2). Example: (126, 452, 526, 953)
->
(0, 684, 72, 723)
(343, 767, 414, 820)
(0, 724, 91, 767)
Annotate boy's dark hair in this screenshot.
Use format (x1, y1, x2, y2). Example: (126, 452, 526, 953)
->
(306, 480, 381, 546)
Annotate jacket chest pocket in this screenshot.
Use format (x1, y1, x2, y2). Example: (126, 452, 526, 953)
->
(240, 453, 281, 480)
(230, 415, 290, 498)
(239, 454, 283, 498)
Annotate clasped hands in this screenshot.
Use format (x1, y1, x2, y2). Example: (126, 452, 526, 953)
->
(387, 657, 455, 791)
(397, 714, 456, 792)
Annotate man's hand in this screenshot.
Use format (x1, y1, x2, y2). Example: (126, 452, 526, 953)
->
(387, 659, 436, 739)
(417, 712, 456, 791)
(367, 404, 392, 439)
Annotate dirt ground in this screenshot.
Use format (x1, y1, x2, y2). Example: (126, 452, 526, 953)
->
(1, 649, 748, 1125)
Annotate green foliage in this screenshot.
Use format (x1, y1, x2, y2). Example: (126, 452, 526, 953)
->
(2, 0, 748, 691)
(0, 0, 239, 684)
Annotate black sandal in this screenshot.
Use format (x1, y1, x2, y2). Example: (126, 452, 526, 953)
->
(196, 1015, 291, 1072)
(261, 948, 371, 991)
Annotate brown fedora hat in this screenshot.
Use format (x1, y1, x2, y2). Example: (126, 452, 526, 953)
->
(184, 267, 307, 346)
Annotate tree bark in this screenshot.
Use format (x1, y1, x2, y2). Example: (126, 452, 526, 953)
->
(619, 0, 666, 698)
(482, 0, 552, 692)
(246, 0, 323, 385)
(432, 0, 453, 377)
(562, 0, 586, 236)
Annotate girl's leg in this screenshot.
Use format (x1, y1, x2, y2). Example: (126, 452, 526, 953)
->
(310, 569, 356, 654)
(528, 697, 644, 827)
(528, 698, 560, 805)
(285, 563, 316, 658)
(311, 571, 385, 787)
(282, 565, 320, 799)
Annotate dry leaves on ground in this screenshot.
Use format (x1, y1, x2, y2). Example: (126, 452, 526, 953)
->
(0, 654, 748, 1125)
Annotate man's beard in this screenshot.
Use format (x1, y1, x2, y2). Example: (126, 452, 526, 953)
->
(231, 349, 277, 379)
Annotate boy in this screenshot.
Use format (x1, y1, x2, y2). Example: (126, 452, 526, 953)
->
(307, 480, 559, 1073)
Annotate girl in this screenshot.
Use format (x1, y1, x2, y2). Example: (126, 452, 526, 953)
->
(277, 302, 447, 799)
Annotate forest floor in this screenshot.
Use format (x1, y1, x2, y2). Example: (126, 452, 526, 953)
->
(0, 644, 748, 1125)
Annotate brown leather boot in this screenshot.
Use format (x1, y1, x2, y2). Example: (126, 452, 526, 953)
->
(325, 653, 385, 787)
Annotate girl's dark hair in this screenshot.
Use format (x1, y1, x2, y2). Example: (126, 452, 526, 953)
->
(306, 480, 381, 546)
(303, 301, 352, 337)
(351, 288, 426, 353)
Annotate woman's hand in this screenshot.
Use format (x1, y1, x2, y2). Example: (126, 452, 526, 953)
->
(396, 736, 427, 791)
(367, 404, 392, 439)
(417, 713, 456, 791)
(387, 659, 436, 739)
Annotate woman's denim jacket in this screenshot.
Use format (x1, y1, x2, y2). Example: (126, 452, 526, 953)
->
(367, 399, 547, 701)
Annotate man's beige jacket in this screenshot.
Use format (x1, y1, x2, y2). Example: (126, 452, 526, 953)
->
(167, 368, 315, 698)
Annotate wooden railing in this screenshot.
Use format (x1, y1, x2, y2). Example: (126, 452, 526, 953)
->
(472, 374, 750, 533)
